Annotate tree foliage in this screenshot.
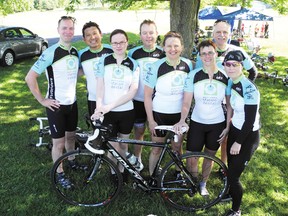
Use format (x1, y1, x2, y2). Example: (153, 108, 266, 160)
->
(64, 0, 81, 13)
(212, 0, 288, 14)
(1, 0, 287, 56)
(1, 0, 287, 15)
(102, 0, 159, 11)
(0, 0, 33, 15)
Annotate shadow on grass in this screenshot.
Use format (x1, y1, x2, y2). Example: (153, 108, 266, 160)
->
(0, 43, 287, 216)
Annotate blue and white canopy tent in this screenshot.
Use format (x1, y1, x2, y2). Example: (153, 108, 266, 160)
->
(198, 6, 274, 46)
(198, 6, 241, 20)
(198, 6, 273, 29)
(198, 6, 241, 35)
(222, 8, 273, 21)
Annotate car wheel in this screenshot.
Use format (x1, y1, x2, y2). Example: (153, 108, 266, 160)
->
(40, 44, 48, 55)
(2, 50, 14, 66)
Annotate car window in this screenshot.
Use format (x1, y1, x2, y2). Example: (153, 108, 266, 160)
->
(19, 28, 34, 38)
(5, 29, 20, 38)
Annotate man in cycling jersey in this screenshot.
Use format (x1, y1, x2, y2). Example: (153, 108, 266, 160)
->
(78, 21, 113, 118)
(128, 19, 164, 168)
(25, 16, 79, 189)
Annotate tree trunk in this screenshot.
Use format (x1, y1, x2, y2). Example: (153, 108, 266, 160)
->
(170, 0, 199, 58)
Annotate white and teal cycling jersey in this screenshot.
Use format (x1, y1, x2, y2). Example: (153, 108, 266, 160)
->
(128, 45, 164, 102)
(227, 74, 260, 131)
(31, 43, 79, 105)
(96, 53, 140, 112)
(184, 68, 229, 124)
(79, 44, 113, 101)
(144, 57, 193, 114)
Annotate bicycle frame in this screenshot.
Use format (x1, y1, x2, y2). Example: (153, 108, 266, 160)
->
(89, 127, 196, 193)
(51, 122, 229, 211)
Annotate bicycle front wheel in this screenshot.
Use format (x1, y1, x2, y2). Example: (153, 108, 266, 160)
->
(51, 150, 123, 207)
(159, 152, 228, 212)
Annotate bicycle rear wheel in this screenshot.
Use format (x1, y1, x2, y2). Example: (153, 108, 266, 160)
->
(159, 152, 228, 212)
(51, 150, 123, 207)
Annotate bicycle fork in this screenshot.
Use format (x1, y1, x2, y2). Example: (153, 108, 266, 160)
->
(85, 155, 103, 183)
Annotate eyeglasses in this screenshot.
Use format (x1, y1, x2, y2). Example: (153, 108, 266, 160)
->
(223, 62, 242, 67)
(199, 51, 215, 57)
(111, 41, 127, 47)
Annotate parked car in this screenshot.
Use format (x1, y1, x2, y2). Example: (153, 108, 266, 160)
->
(0, 26, 48, 66)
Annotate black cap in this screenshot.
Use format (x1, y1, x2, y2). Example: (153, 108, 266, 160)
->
(222, 50, 244, 65)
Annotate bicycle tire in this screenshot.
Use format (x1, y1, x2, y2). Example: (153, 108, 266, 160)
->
(51, 149, 123, 207)
(159, 152, 228, 212)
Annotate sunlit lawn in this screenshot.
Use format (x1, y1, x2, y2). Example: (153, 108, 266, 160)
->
(0, 33, 287, 216)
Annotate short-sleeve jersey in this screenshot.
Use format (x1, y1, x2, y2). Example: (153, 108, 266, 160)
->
(128, 45, 164, 102)
(79, 44, 113, 101)
(31, 43, 79, 105)
(184, 68, 229, 124)
(144, 57, 193, 114)
(227, 75, 260, 131)
(96, 53, 140, 112)
(195, 44, 255, 71)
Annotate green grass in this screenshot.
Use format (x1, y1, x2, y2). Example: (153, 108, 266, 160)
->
(0, 33, 287, 216)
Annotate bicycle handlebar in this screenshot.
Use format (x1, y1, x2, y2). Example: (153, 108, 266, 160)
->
(84, 129, 105, 155)
(154, 125, 188, 134)
(155, 125, 188, 142)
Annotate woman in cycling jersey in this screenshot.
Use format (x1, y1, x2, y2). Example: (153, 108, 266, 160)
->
(174, 39, 232, 196)
(91, 29, 140, 181)
(223, 50, 260, 216)
(144, 31, 193, 177)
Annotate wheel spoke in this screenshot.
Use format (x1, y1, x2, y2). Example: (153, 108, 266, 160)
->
(51, 150, 122, 207)
(159, 152, 228, 212)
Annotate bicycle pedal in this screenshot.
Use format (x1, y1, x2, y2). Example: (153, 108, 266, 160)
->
(148, 177, 157, 187)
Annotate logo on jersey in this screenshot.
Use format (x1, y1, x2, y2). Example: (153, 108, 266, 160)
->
(66, 58, 77, 70)
(112, 67, 124, 79)
(93, 59, 100, 71)
(204, 83, 217, 95)
(172, 74, 184, 87)
(245, 85, 256, 100)
(124, 61, 131, 67)
(215, 75, 223, 80)
(34, 54, 47, 69)
(143, 61, 153, 73)
(170, 73, 186, 95)
(178, 66, 186, 71)
(152, 53, 161, 58)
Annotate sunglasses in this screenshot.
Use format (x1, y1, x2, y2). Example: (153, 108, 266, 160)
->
(223, 62, 242, 67)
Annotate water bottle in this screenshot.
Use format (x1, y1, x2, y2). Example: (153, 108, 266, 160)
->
(125, 152, 144, 171)
(126, 152, 137, 165)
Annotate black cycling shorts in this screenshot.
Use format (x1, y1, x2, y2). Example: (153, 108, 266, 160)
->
(46, 101, 78, 139)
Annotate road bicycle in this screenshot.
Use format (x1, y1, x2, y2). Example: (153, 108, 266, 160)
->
(252, 53, 275, 71)
(29, 117, 52, 148)
(263, 70, 279, 84)
(281, 68, 288, 87)
(261, 68, 288, 87)
(50, 120, 229, 212)
(28, 116, 92, 149)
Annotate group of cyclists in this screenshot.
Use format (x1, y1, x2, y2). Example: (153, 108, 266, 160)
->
(25, 16, 260, 216)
